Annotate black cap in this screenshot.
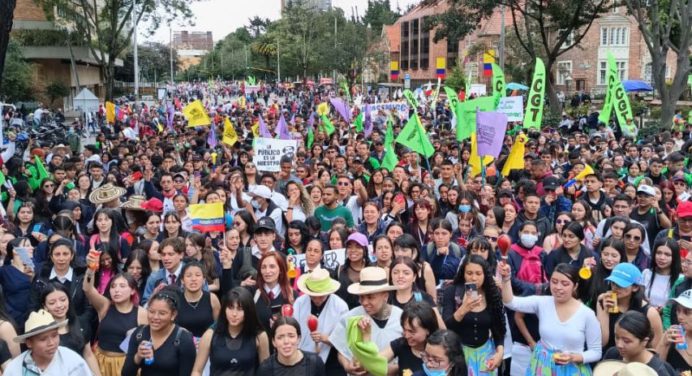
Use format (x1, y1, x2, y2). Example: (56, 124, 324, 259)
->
(255, 217, 276, 233)
(84, 145, 98, 153)
(498, 189, 513, 198)
(543, 176, 561, 191)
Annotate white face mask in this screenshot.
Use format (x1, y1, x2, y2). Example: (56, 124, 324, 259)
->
(520, 234, 538, 248)
(251, 199, 261, 209)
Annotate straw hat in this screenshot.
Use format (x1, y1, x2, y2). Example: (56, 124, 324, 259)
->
(121, 195, 146, 211)
(14, 310, 68, 343)
(593, 361, 657, 376)
(347, 267, 399, 295)
(296, 268, 340, 297)
(89, 183, 126, 204)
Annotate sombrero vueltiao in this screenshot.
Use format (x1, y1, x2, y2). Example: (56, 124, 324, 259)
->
(121, 195, 146, 211)
(14, 310, 68, 343)
(89, 183, 126, 205)
(347, 267, 399, 295)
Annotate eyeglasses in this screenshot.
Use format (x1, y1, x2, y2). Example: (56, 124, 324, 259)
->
(556, 219, 570, 225)
(625, 234, 642, 241)
(682, 259, 692, 266)
(337, 182, 351, 186)
(174, 179, 184, 183)
(421, 354, 444, 368)
(245, 165, 255, 169)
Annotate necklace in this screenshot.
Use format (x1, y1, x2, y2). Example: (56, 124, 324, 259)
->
(185, 291, 203, 309)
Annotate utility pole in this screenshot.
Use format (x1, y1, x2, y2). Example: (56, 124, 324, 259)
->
(333, 16, 337, 84)
(133, 0, 139, 99)
(277, 39, 281, 83)
(169, 27, 174, 83)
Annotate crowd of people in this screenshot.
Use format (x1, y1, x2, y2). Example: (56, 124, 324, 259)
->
(0, 80, 689, 376)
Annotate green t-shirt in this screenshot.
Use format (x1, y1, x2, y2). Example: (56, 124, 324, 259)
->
(314, 205, 354, 232)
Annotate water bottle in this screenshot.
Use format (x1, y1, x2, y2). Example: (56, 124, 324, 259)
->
(676, 325, 688, 350)
(142, 341, 155, 365)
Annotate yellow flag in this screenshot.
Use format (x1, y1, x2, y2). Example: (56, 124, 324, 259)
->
(156, 122, 163, 133)
(575, 164, 595, 181)
(316, 102, 330, 116)
(105, 101, 115, 124)
(469, 133, 494, 177)
(183, 100, 211, 127)
(239, 96, 246, 109)
(501, 134, 527, 177)
(251, 123, 259, 138)
(222, 118, 238, 146)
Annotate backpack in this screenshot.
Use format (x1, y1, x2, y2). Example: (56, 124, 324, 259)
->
(133, 325, 186, 353)
(515, 246, 546, 284)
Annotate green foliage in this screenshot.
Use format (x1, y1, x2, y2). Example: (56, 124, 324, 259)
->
(362, 0, 400, 32)
(444, 65, 466, 91)
(44, 81, 69, 105)
(0, 40, 33, 102)
(114, 42, 179, 82)
(11, 29, 85, 47)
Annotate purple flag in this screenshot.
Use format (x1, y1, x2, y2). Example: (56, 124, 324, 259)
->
(276, 114, 291, 140)
(307, 111, 315, 128)
(207, 125, 218, 148)
(258, 115, 272, 138)
(329, 97, 351, 124)
(364, 105, 373, 137)
(166, 103, 175, 131)
(476, 110, 508, 158)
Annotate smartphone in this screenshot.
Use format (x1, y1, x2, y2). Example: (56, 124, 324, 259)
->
(15, 247, 34, 271)
(65, 181, 75, 190)
(395, 193, 405, 204)
(465, 283, 478, 299)
(32, 224, 41, 233)
(131, 171, 143, 182)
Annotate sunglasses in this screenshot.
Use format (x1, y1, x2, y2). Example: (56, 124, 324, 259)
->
(337, 182, 351, 186)
(174, 179, 184, 183)
(625, 234, 642, 241)
(556, 219, 570, 224)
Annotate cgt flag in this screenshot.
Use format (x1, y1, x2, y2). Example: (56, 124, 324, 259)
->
(606, 53, 636, 137)
(523, 58, 546, 129)
(190, 203, 225, 233)
(395, 113, 434, 158)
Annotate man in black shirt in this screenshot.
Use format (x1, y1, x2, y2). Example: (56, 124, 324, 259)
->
(630, 185, 671, 248)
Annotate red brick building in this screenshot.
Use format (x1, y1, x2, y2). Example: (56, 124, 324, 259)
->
(383, 1, 679, 95)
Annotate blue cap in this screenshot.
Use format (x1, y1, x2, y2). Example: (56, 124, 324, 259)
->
(606, 263, 642, 288)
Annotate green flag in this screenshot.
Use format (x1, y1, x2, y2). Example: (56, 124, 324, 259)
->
(457, 96, 497, 141)
(320, 114, 335, 136)
(606, 53, 636, 137)
(465, 70, 472, 96)
(492, 63, 506, 98)
(354, 113, 364, 133)
(396, 113, 434, 158)
(403, 89, 419, 110)
(35, 155, 49, 181)
(443, 86, 460, 109)
(341, 82, 352, 103)
(599, 56, 615, 125)
(523, 58, 546, 129)
(307, 126, 314, 150)
(381, 116, 399, 171)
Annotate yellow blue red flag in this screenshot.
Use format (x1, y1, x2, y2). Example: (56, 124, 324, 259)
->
(190, 203, 225, 232)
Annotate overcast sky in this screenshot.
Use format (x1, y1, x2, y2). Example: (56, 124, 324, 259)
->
(145, 0, 420, 43)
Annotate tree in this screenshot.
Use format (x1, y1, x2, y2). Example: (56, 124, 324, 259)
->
(623, 0, 691, 127)
(115, 42, 179, 83)
(444, 65, 467, 91)
(45, 81, 70, 106)
(38, 0, 196, 100)
(0, 0, 18, 95)
(0, 40, 33, 102)
(431, 0, 611, 115)
(247, 16, 270, 38)
(362, 0, 399, 32)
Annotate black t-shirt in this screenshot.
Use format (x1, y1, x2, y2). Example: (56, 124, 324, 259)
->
(664, 343, 692, 373)
(390, 337, 423, 376)
(603, 347, 677, 376)
(630, 208, 660, 248)
(0, 339, 10, 367)
(257, 352, 326, 376)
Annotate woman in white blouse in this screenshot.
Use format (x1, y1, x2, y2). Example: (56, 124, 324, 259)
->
(498, 262, 602, 375)
(642, 238, 682, 309)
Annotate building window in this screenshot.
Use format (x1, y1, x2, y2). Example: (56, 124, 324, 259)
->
(420, 56, 429, 69)
(559, 30, 575, 49)
(557, 61, 573, 85)
(411, 39, 419, 56)
(401, 59, 409, 70)
(599, 60, 627, 84)
(421, 35, 430, 56)
(402, 40, 409, 59)
(600, 26, 628, 46)
(401, 22, 409, 39)
(644, 63, 652, 82)
(410, 58, 418, 70)
(412, 19, 419, 36)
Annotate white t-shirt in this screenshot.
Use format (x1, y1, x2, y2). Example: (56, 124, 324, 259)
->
(642, 269, 672, 308)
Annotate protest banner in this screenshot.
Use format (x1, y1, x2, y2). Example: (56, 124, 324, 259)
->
(359, 102, 410, 114)
(288, 249, 346, 271)
(245, 85, 261, 94)
(253, 138, 298, 172)
(476, 111, 508, 158)
(469, 84, 487, 97)
(496, 96, 524, 122)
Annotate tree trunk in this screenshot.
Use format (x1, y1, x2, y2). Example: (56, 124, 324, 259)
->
(105, 56, 116, 101)
(544, 60, 563, 116)
(0, 0, 18, 95)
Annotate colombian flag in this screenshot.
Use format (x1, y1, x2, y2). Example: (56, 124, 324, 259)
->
(190, 203, 225, 232)
(483, 50, 495, 77)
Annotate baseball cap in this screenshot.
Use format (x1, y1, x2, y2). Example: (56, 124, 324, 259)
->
(346, 232, 368, 248)
(636, 185, 656, 197)
(677, 201, 692, 219)
(543, 177, 561, 191)
(670, 289, 692, 309)
(250, 185, 272, 199)
(255, 217, 276, 233)
(498, 189, 513, 198)
(606, 263, 643, 288)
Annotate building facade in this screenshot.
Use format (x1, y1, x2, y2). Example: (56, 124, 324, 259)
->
(383, 0, 678, 95)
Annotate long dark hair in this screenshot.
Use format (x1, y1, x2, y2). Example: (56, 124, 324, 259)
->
(648, 238, 681, 295)
(93, 208, 123, 258)
(284, 220, 309, 254)
(124, 248, 152, 285)
(615, 310, 652, 347)
(401, 301, 439, 335)
(426, 330, 467, 376)
(465, 236, 497, 275)
(40, 282, 84, 350)
(451, 255, 506, 342)
(215, 287, 264, 339)
(582, 238, 627, 308)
